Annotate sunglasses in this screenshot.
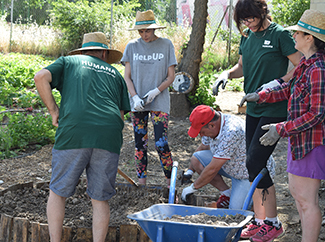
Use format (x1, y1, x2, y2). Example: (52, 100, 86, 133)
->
(240, 17, 255, 24)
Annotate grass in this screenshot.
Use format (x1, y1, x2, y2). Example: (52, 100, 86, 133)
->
(0, 13, 239, 70)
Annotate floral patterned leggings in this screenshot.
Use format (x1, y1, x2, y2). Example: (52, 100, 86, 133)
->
(130, 111, 173, 179)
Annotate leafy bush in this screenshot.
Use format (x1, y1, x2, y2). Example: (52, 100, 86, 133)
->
(0, 53, 59, 159)
(271, 0, 310, 27)
(187, 58, 218, 110)
(0, 112, 56, 159)
(49, 0, 140, 53)
(0, 53, 57, 109)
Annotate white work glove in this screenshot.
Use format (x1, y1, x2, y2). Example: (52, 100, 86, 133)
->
(181, 183, 197, 203)
(259, 124, 280, 146)
(239, 92, 260, 107)
(257, 79, 282, 92)
(143, 87, 161, 104)
(212, 71, 229, 96)
(132, 95, 145, 111)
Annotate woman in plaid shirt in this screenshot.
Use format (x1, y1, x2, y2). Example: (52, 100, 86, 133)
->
(241, 9, 325, 242)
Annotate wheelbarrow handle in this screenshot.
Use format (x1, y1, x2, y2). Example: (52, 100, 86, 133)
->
(168, 161, 178, 204)
(232, 168, 268, 242)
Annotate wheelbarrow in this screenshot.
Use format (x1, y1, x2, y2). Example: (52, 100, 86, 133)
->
(128, 162, 268, 242)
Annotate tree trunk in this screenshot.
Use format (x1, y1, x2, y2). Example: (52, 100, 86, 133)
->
(177, 0, 208, 94)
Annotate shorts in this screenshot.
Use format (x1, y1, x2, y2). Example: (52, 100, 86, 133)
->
(50, 148, 119, 201)
(287, 138, 325, 179)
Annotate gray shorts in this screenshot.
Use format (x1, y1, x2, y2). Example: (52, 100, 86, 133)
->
(50, 148, 119, 201)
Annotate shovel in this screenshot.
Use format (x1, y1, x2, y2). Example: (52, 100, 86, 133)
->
(117, 168, 138, 188)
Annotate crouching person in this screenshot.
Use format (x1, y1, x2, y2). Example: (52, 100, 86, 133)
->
(181, 105, 275, 210)
(34, 32, 130, 242)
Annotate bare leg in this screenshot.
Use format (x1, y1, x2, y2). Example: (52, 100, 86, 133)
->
(191, 156, 229, 191)
(92, 199, 110, 242)
(47, 190, 66, 242)
(252, 185, 277, 220)
(289, 173, 321, 242)
(138, 178, 146, 185)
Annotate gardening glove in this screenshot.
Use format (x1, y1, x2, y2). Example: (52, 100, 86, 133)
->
(181, 183, 197, 203)
(259, 124, 280, 146)
(132, 95, 145, 111)
(212, 71, 229, 96)
(256, 79, 283, 92)
(143, 88, 161, 104)
(239, 92, 259, 107)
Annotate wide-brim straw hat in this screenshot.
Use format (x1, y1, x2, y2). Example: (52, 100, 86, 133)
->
(68, 32, 123, 64)
(129, 10, 166, 31)
(285, 9, 325, 43)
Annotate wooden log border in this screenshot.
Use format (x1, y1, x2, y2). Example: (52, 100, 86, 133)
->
(0, 181, 216, 241)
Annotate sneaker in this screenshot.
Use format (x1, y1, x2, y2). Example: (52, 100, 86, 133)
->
(250, 220, 284, 242)
(240, 220, 261, 239)
(179, 170, 193, 185)
(216, 194, 230, 208)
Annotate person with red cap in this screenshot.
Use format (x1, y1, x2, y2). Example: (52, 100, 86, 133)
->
(181, 105, 275, 209)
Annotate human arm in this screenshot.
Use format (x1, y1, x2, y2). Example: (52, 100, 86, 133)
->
(212, 56, 244, 96)
(276, 68, 325, 137)
(124, 62, 144, 110)
(194, 143, 210, 152)
(144, 65, 175, 104)
(192, 157, 228, 189)
(181, 156, 228, 202)
(34, 69, 59, 127)
(120, 110, 125, 122)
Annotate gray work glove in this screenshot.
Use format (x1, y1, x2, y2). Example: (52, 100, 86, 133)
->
(239, 92, 259, 107)
(181, 183, 197, 203)
(259, 124, 280, 146)
(132, 95, 145, 111)
(143, 87, 161, 104)
(256, 79, 282, 92)
(212, 71, 229, 96)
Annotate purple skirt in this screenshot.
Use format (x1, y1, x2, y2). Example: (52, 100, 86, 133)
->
(287, 138, 325, 179)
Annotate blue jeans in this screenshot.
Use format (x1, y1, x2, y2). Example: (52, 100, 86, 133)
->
(193, 150, 251, 209)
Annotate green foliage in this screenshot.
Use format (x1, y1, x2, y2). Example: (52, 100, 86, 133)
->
(187, 60, 218, 110)
(0, 112, 56, 159)
(0, 53, 57, 109)
(50, 0, 140, 53)
(226, 77, 244, 92)
(0, 53, 59, 159)
(271, 0, 310, 27)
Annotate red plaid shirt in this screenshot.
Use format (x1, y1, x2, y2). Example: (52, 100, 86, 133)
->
(258, 50, 325, 160)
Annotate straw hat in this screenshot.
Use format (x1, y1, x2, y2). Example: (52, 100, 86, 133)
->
(68, 32, 123, 64)
(129, 10, 166, 31)
(286, 9, 325, 43)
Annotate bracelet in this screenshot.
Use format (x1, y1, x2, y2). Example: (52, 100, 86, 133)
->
(278, 78, 285, 84)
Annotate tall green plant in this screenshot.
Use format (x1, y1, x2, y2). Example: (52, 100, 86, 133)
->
(50, 0, 140, 53)
(271, 0, 310, 27)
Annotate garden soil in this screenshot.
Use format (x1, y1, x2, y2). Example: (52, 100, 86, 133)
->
(1, 90, 325, 241)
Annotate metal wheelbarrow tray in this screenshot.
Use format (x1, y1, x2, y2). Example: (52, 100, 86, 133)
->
(128, 204, 254, 242)
(128, 164, 267, 242)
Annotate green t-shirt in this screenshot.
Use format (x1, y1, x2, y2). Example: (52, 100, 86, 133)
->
(46, 55, 131, 154)
(239, 22, 297, 117)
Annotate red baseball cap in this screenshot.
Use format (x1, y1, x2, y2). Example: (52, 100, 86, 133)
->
(188, 105, 215, 138)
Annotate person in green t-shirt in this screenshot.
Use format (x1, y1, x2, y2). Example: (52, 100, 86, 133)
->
(211, 0, 302, 242)
(34, 32, 130, 242)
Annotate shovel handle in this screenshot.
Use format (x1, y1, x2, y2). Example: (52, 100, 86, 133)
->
(117, 168, 138, 188)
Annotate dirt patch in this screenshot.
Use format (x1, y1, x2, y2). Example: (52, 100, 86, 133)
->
(1, 90, 325, 241)
(0, 181, 166, 228)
